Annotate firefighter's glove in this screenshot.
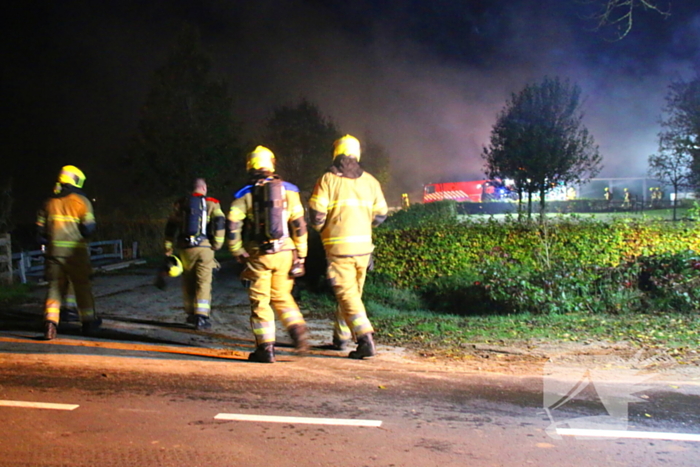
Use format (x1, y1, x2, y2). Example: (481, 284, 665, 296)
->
(290, 257, 305, 278)
(154, 273, 167, 291)
(235, 251, 250, 264)
(154, 257, 170, 290)
(36, 234, 48, 247)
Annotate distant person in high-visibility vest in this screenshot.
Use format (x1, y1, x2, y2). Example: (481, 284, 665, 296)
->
(402, 193, 410, 209)
(36, 165, 101, 340)
(309, 135, 388, 359)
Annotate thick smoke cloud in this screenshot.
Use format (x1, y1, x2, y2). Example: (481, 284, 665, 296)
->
(3, 0, 699, 209)
(205, 0, 700, 193)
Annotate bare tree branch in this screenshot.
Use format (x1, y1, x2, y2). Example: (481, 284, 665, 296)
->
(578, 0, 671, 39)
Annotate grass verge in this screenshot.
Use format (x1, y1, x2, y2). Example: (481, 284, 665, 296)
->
(299, 289, 700, 364)
(368, 304, 700, 361)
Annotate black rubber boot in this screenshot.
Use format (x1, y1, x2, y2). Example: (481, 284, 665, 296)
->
(186, 314, 198, 325)
(248, 343, 275, 363)
(44, 321, 57, 341)
(288, 324, 309, 352)
(332, 337, 350, 351)
(349, 333, 376, 359)
(82, 316, 102, 336)
(195, 315, 211, 330)
(59, 307, 80, 322)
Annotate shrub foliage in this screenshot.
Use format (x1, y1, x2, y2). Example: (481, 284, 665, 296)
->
(372, 210, 700, 315)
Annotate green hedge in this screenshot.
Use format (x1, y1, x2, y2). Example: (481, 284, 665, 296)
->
(380, 200, 458, 230)
(370, 215, 700, 315)
(374, 218, 700, 288)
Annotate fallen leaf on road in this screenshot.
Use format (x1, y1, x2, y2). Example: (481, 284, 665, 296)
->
(536, 443, 555, 449)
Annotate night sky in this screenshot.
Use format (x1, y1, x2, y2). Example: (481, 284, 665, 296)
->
(2, 0, 700, 216)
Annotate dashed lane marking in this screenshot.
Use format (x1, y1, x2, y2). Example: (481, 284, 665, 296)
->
(215, 413, 382, 427)
(557, 428, 700, 442)
(0, 400, 79, 410)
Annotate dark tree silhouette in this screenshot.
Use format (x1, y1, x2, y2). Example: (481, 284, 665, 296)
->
(265, 99, 340, 196)
(650, 70, 700, 220)
(483, 76, 602, 219)
(127, 24, 242, 203)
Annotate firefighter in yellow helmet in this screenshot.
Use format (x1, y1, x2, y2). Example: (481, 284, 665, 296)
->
(227, 146, 310, 363)
(309, 135, 388, 359)
(36, 165, 101, 340)
(164, 178, 225, 330)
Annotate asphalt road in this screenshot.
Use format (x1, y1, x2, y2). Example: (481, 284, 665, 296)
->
(1, 264, 700, 466)
(2, 336, 700, 466)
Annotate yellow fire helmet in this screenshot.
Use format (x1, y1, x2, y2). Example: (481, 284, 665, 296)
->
(58, 165, 86, 188)
(246, 146, 276, 171)
(167, 255, 183, 278)
(333, 134, 361, 161)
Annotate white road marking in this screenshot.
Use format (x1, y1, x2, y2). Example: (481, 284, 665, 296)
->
(215, 413, 382, 427)
(0, 400, 79, 411)
(557, 428, 700, 442)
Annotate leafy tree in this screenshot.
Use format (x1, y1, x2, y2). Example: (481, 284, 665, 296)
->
(126, 24, 242, 203)
(482, 119, 530, 216)
(650, 71, 700, 220)
(482, 76, 602, 219)
(265, 99, 340, 195)
(578, 0, 671, 39)
(662, 73, 700, 181)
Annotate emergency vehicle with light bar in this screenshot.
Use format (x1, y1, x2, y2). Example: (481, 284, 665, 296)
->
(423, 180, 513, 203)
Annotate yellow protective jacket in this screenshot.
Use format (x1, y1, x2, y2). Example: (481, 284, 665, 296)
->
(36, 184, 96, 257)
(308, 159, 388, 256)
(164, 193, 225, 251)
(227, 176, 308, 258)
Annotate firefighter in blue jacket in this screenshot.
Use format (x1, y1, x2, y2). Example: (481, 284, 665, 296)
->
(164, 178, 225, 330)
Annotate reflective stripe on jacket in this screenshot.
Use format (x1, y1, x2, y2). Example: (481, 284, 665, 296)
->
(308, 171, 388, 256)
(37, 186, 96, 257)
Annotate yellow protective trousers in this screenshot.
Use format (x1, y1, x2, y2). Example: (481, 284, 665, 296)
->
(44, 251, 96, 324)
(327, 254, 374, 342)
(64, 281, 77, 309)
(241, 250, 306, 345)
(180, 247, 216, 318)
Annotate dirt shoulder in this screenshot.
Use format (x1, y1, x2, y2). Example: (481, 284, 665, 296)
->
(8, 261, 700, 385)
